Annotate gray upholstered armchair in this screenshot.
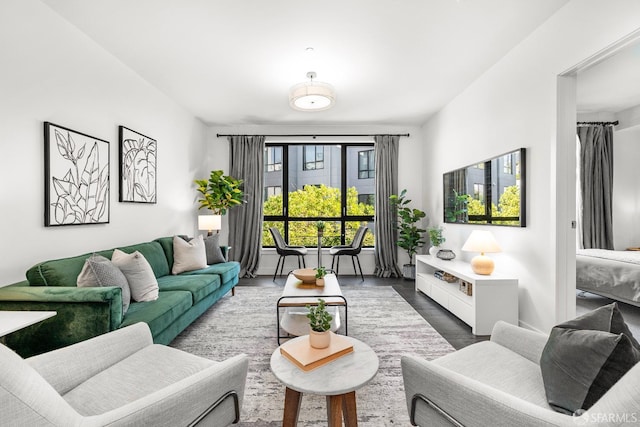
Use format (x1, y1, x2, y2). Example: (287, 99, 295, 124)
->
(402, 321, 640, 427)
(1, 322, 248, 426)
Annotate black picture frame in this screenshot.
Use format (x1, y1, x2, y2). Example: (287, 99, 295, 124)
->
(44, 122, 110, 226)
(119, 126, 157, 203)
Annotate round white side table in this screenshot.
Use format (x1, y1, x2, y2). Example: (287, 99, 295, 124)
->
(270, 335, 378, 426)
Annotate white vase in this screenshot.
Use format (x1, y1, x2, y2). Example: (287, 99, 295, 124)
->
(309, 329, 331, 349)
(429, 246, 440, 256)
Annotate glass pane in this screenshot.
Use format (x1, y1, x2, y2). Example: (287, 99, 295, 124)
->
(288, 145, 341, 217)
(264, 146, 284, 215)
(345, 221, 375, 247)
(346, 146, 375, 216)
(262, 221, 284, 246)
(287, 220, 341, 247)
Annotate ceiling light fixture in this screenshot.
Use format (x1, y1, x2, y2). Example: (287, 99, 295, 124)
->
(289, 71, 335, 112)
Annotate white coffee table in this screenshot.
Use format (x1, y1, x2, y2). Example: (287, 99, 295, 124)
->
(277, 273, 347, 345)
(271, 335, 378, 427)
(0, 311, 57, 337)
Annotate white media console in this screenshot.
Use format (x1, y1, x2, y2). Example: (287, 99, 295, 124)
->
(415, 255, 518, 335)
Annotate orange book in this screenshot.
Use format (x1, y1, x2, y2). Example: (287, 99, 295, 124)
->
(280, 333, 354, 371)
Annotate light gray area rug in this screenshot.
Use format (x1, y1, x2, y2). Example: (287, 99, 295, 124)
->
(170, 285, 454, 426)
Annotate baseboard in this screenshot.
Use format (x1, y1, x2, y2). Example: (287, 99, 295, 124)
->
(518, 319, 543, 334)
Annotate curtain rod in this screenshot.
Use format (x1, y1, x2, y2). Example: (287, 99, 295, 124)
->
(216, 133, 410, 138)
(576, 121, 619, 126)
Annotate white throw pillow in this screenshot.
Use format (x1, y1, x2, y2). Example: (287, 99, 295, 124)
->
(172, 234, 208, 274)
(111, 249, 159, 302)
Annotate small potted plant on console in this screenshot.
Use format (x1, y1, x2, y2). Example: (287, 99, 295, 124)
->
(315, 220, 326, 236)
(306, 298, 333, 349)
(315, 266, 327, 287)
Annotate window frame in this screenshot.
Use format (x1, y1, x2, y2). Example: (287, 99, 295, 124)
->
(263, 142, 375, 247)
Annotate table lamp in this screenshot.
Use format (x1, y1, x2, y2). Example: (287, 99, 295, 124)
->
(461, 230, 501, 275)
(198, 214, 221, 236)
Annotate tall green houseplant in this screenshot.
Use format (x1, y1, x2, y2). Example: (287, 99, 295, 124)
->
(390, 189, 427, 279)
(194, 170, 244, 215)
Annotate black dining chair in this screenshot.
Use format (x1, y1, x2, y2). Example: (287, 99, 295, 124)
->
(269, 227, 308, 281)
(329, 226, 368, 281)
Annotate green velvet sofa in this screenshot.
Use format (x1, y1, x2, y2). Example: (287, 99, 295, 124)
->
(0, 236, 240, 357)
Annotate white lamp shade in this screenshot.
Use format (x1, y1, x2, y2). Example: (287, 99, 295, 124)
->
(198, 215, 221, 231)
(289, 81, 335, 111)
(461, 230, 501, 254)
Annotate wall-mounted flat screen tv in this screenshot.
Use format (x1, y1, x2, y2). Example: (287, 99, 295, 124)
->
(443, 148, 526, 227)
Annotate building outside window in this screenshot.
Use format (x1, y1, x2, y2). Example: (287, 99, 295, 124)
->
(303, 145, 324, 170)
(358, 149, 375, 179)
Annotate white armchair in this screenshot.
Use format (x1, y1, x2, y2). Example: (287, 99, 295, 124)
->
(402, 321, 640, 427)
(1, 322, 248, 426)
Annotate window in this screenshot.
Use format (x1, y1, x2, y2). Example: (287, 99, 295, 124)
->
(263, 143, 375, 248)
(358, 194, 375, 206)
(303, 145, 324, 170)
(358, 150, 375, 179)
(503, 154, 513, 174)
(264, 186, 281, 200)
(474, 162, 485, 169)
(473, 183, 484, 201)
(265, 147, 282, 172)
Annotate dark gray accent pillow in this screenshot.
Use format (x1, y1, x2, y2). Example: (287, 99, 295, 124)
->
(77, 254, 131, 314)
(204, 234, 226, 265)
(540, 303, 640, 414)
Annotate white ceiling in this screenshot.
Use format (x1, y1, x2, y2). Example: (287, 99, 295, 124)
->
(42, 0, 569, 126)
(577, 38, 640, 114)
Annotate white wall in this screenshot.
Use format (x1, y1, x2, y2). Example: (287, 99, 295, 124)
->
(613, 124, 640, 249)
(0, 0, 207, 285)
(421, 0, 640, 332)
(207, 124, 424, 276)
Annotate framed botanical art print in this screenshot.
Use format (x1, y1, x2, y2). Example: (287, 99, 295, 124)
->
(119, 126, 157, 203)
(44, 122, 110, 226)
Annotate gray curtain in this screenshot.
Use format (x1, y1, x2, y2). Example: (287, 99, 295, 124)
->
(577, 125, 614, 249)
(373, 135, 402, 277)
(228, 135, 265, 277)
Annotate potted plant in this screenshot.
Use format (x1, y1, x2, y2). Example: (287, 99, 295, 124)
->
(314, 266, 327, 287)
(390, 189, 427, 280)
(428, 226, 445, 256)
(194, 170, 244, 215)
(306, 298, 333, 349)
(315, 220, 326, 236)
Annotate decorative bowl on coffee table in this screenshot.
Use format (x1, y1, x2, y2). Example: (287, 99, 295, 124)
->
(292, 268, 317, 284)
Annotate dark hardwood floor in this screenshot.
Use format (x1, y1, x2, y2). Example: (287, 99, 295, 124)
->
(240, 275, 640, 350)
(238, 274, 489, 350)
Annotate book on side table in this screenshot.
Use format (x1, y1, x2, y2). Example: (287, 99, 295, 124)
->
(280, 332, 354, 371)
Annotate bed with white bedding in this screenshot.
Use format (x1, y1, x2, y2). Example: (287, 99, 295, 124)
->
(576, 248, 640, 307)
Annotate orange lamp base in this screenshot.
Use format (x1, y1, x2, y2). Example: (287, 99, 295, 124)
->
(470, 254, 494, 275)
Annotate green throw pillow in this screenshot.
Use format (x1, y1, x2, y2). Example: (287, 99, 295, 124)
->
(540, 303, 640, 414)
